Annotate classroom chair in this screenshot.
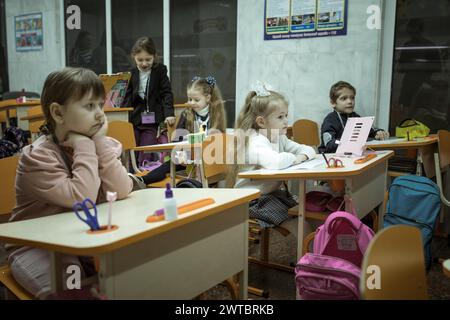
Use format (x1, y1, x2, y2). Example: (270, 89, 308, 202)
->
(434, 130, 450, 210)
(0, 155, 34, 300)
(0, 91, 40, 127)
(433, 130, 450, 269)
(0, 155, 19, 222)
(359, 225, 428, 300)
(290, 118, 348, 225)
(26, 105, 44, 142)
(292, 119, 320, 148)
(106, 120, 183, 187)
(197, 133, 235, 187)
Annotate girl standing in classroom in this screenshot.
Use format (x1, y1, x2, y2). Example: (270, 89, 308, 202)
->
(229, 83, 316, 233)
(7, 67, 133, 299)
(121, 36, 175, 165)
(129, 75, 226, 188)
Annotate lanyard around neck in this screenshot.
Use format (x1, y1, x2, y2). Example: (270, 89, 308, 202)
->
(336, 110, 345, 130)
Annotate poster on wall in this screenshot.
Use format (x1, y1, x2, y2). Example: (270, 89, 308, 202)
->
(265, 0, 347, 41)
(15, 13, 43, 52)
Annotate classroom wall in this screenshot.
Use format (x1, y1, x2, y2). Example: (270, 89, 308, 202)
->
(236, 0, 386, 129)
(5, 0, 63, 94)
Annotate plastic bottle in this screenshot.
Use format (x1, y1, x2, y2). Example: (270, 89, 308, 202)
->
(163, 183, 178, 221)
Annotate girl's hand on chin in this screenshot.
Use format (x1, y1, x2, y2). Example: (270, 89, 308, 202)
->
(92, 120, 108, 139)
(62, 132, 90, 148)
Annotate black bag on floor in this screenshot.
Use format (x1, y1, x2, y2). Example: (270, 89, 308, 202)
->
(176, 178, 203, 188)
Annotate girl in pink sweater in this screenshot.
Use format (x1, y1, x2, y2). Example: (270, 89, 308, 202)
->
(8, 67, 133, 299)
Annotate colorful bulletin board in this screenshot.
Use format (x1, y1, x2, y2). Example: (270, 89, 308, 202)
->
(99, 72, 131, 108)
(15, 13, 43, 51)
(264, 0, 347, 41)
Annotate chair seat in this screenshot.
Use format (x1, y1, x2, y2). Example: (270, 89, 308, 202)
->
(0, 264, 34, 300)
(147, 176, 183, 188)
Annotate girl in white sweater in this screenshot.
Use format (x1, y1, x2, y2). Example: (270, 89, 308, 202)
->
(232, 86, 316, 229)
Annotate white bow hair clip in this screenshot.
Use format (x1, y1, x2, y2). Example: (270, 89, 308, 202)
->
(252, 81, 273, 97)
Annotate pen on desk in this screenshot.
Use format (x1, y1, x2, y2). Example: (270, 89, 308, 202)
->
(321, 152, 330, 167)
(106, 191, 117, 230)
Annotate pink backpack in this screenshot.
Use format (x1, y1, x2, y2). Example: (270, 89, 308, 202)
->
(295, 210, 375, 300)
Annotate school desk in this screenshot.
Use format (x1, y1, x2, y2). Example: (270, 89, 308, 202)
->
(0, 188, 259, 299)
(365, 135, 438, 177)
(238, 151, 393, 263)
(0, 99, 41, 133)
(19, 107, 133, 142)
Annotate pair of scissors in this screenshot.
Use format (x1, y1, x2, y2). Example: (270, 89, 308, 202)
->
(73, 198, 100, 231)
(328, 157, 344, 168)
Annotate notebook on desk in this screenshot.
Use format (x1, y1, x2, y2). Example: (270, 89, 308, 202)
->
(365, 137, 407, 145)
(336, 116, 374, 157)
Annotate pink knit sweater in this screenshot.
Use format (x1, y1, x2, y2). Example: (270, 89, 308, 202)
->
(10, 134, 133, 223)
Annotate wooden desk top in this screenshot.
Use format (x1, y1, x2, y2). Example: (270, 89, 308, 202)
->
(238, 151, 394, 180)
(0, 188, 259, 255)
(366, 135, 438, 149)
(0, 99, 41, 110)
(20, 107, 133, 121)
(132, 141, 196, 152)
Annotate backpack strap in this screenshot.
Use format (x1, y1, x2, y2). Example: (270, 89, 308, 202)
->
(324, 211, 362, 235)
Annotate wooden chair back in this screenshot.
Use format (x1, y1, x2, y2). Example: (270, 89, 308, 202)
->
(437, 130, 450, 171)
(292, 119, 320, 147)
(200, 133, 235, 187)
(0, 156, 20, 219)
(360, 225, 428, 300)
(107, 120, 137, 151)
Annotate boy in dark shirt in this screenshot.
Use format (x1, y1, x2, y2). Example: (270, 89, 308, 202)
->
(319, 81, 389, 153)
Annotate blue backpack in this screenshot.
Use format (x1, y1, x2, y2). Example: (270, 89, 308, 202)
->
(383, 175, 441, 270)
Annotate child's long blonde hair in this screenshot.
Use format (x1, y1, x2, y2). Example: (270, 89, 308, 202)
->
(183, 77, 226, 133)
(226, 90, 288, 187)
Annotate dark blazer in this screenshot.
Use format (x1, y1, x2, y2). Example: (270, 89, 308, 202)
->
(122, 63, 174, 127)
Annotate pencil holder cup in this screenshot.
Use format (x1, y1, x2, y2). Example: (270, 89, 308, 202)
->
(86, 225, 119, 235)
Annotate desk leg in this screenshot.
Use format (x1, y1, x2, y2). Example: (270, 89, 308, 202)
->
(296, 179, 306, 300)
(416, 149, 423, 176)
(98, 254, 114, 299)
(16, 107, 31, 131)
(296, 179, 306, 260)
(5, 110, 10, 128)
(170, 159, 176, 187)
(239, 219, 249, 300)
(50, 252, 64, 293)
(419, 144, 436, 178)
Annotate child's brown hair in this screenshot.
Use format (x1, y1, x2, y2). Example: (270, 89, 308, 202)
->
(41, 67, 105, 134)
(329, 81, 356, 103)
(130, 37, 158, 63)
(184, 76, 226, 133)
